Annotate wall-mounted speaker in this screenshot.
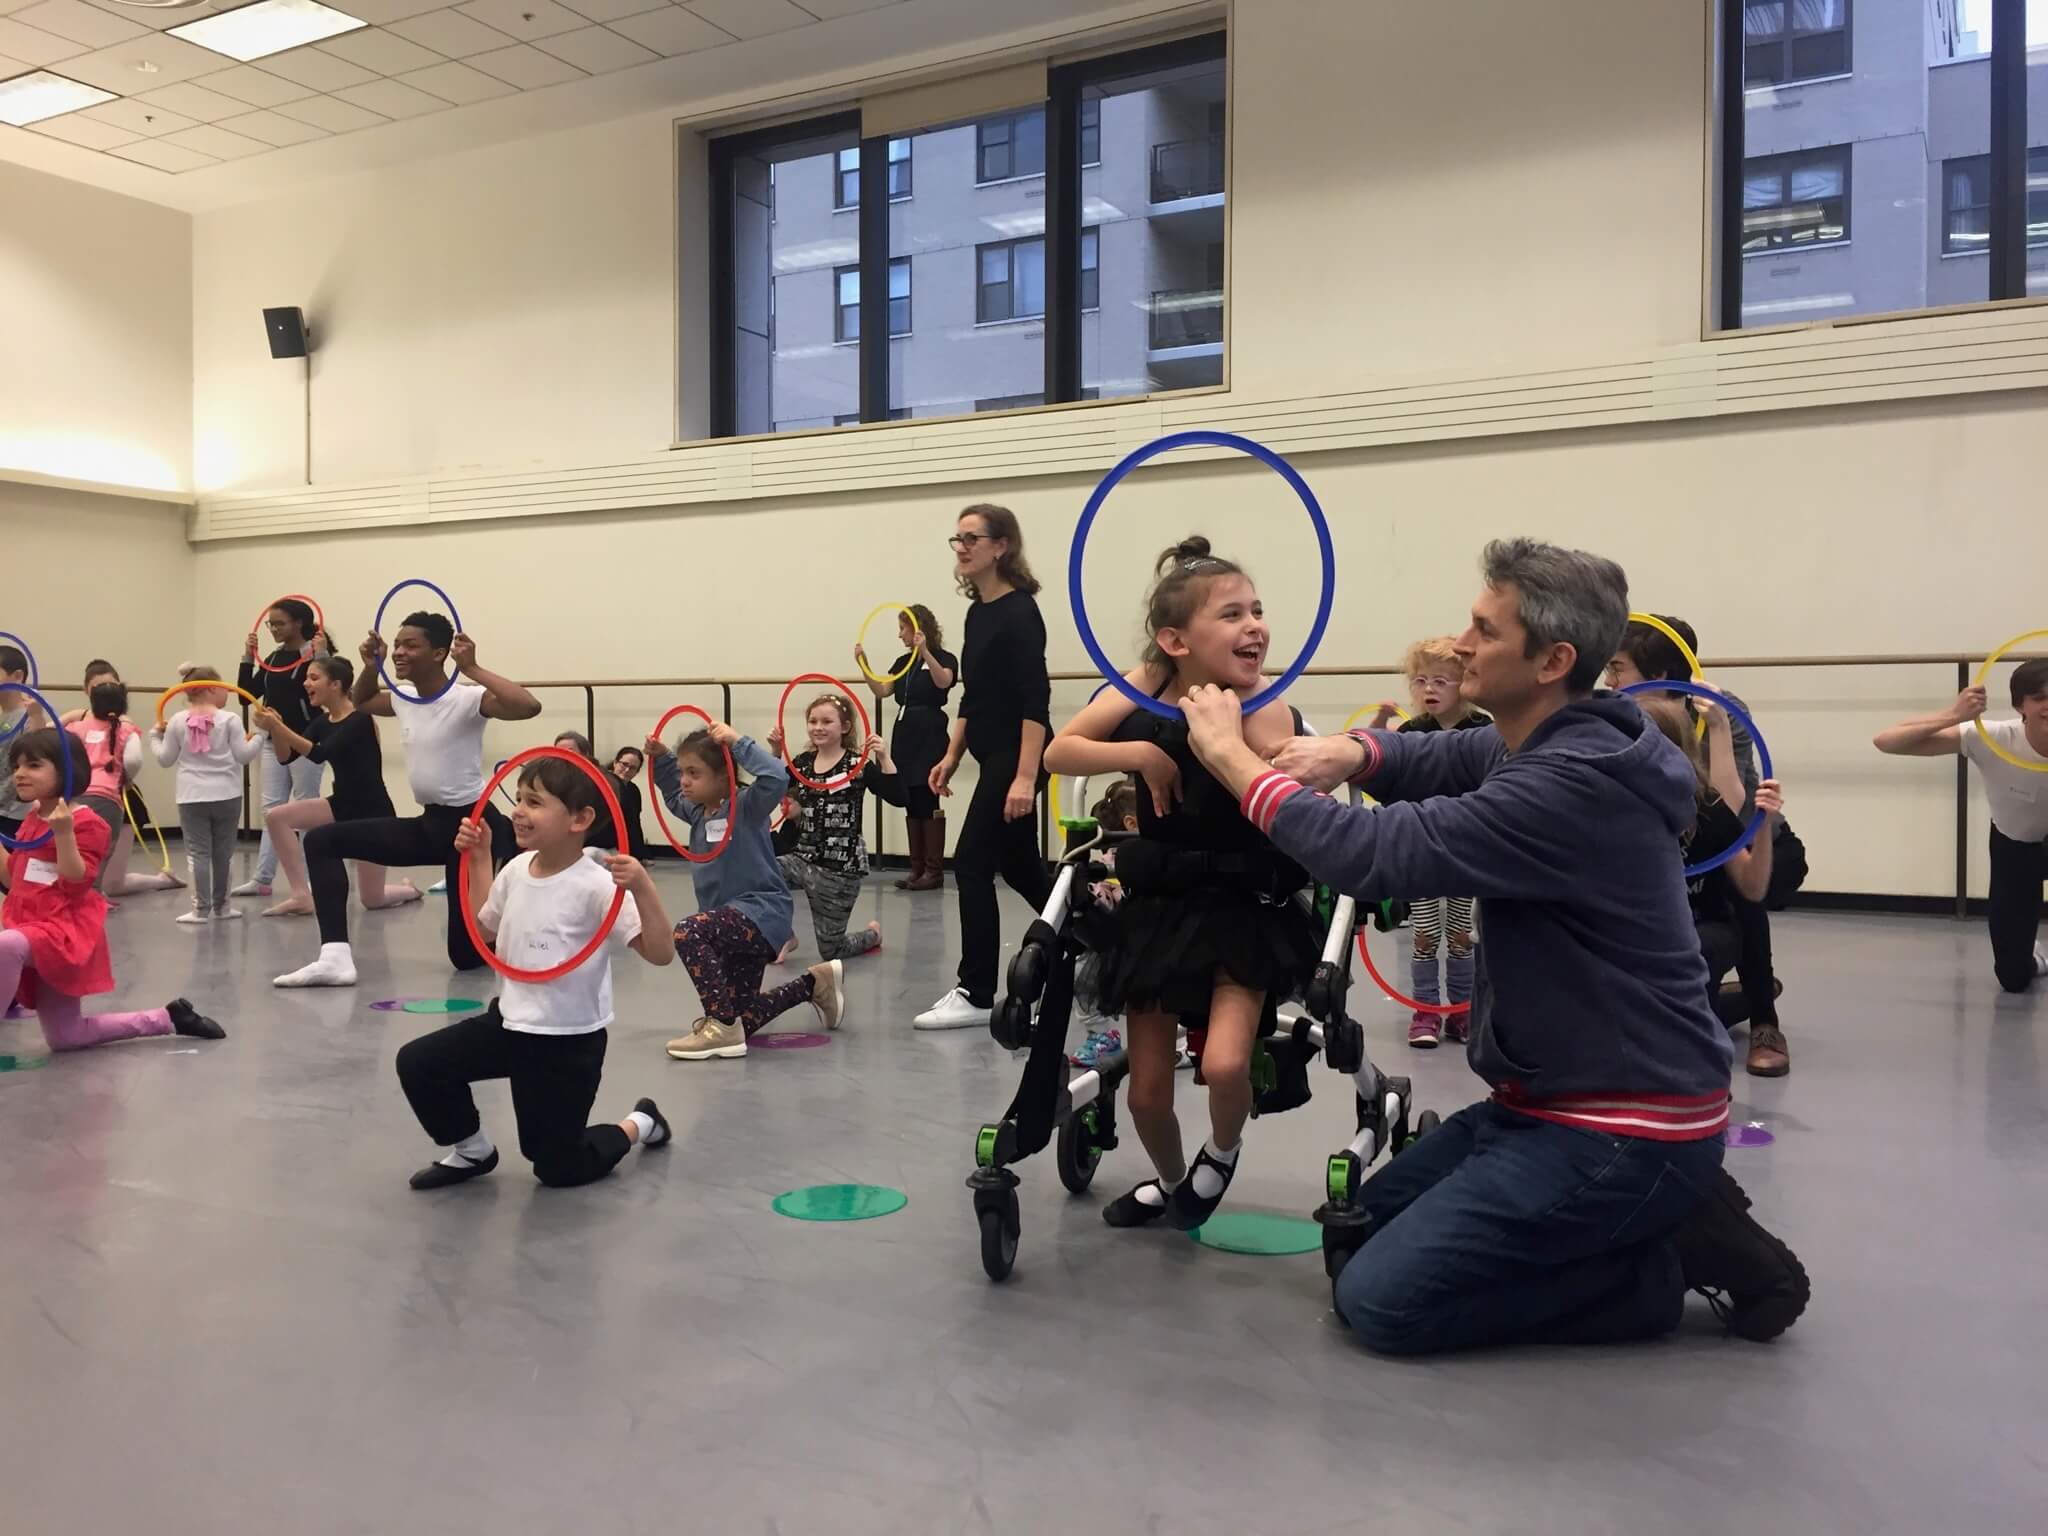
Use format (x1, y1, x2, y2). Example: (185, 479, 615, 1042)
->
(264, 306, 309, 359)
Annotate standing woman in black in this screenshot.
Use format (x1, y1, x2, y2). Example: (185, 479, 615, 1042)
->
(856, 604, 957, 891)
(913, 505, 1053, 1031)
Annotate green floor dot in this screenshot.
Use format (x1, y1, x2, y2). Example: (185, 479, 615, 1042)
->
(401, 999, 486, 1015)
(770, 1184, 908, 1222)
(0, 1052, 51, 1073)
(1189, 1211, 1322, 1256)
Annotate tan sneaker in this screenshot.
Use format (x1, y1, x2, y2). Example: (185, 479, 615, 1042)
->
(666, 1018, 747, 1060)
(809, 959, 845, 1030)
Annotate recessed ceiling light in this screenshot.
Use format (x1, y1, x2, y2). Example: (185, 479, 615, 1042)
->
(168, 0, 367, 63)
(134, 61, 160, 74)
(0, 71, 118, 127)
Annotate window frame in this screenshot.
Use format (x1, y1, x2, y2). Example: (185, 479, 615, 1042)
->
(975, 107, 1046, 185)
(835, 257, 911, 341)
(1738, 145, 1851, 255)
(833, 137, 912, 210)
(1741, 0, 1850, 90)
(977, 236, 1047, 325)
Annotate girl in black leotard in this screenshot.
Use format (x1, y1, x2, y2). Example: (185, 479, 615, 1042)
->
(253, 655, 421, 917)
(1042, 536, 1316, 1233)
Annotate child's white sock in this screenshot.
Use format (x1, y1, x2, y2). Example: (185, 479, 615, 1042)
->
(626, 1110, 656, 1144)
(1189, 1136, 1239, 1199)
(439, 1130, 494, 1168)
(273, 942, 356, 989)
(1132, 1180, 1170, 1208)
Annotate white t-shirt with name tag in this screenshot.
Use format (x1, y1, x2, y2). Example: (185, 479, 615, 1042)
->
(1960, 717, 2048, 843)
(395, 681, 488, 808)
(478, 849, 643, 1035)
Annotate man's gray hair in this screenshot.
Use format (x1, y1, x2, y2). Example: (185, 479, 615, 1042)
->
(1480, 538, 1630, 694)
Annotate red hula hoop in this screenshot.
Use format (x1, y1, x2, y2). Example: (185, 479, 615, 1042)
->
(648, 704, 737, 864)
(776, 673, 874, 793)
(458, 746, 628, 984)
(1356, 924, 1471, 1018)
(250, 593, 326, 675)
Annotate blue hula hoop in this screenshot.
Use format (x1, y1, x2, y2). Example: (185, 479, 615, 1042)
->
(1069, 431, 1335, 720)
(0, 633, 37, 745)
(1619, 679, 1773, 877)
(0, 682, 71, 852)
(374, 579, 464, 706)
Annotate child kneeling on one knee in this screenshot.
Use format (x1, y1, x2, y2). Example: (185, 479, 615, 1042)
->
(396, 754, 677, 1190)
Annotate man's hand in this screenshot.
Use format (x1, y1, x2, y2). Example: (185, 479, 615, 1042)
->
(1266, 734, 1369, 792)
(450, 634, 477, 675)
(929, 755, 958, 799)
(1949, 686, 1989, 725)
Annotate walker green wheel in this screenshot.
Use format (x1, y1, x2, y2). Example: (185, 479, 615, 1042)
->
(975, 1124, 1000, 1169)
(1055, 1106, 1102, 1193)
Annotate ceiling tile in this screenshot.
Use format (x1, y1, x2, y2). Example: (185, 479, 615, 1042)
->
(384, 11, 508, 57)
(197, 63, 316, 107)
(332, 74, 446, 116)
(71, 0, 228, 32)
(395, 56, 510, 102)
(0, 17, 90, 65)
(109, 136, 217, 171)
(12, 0, 145, 48)
(684, 0, 806, 41)
(554, 0, 665, 22)
(163, 120, 266, 158)
(784, 0, 901, 16)
(259, 45, 378, 92)
(0, 0, 35, 12)
(315, 27, 443, 76)
(219, 106, 330, 144)
(324, 0, 457, 22)
(607, 5, 728, 56)
(466, 40, 580, 88)
(531, 23, 650, 73)
(134, 78, 248, 119)
(273, 91, 386, 131)
(41, 34, 225, 93)
(80, 94, 196, 134)
(30, 110, 135, 148)
(454, 0, 582, 43)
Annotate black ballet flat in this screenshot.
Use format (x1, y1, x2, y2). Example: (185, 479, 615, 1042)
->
(1161, 1146, 1240, 1231)
(1102, 1180, 1173, 1228)
(409, 1149, 499, 1189)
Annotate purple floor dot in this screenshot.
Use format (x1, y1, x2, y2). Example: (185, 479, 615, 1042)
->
(752, 1032, 831, 1050)
(1723, 1122, 1775, 1148)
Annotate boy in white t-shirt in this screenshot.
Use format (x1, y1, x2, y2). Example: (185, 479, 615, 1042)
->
(396, 754, 677, 1190)
(1876, 658, 2048, 993)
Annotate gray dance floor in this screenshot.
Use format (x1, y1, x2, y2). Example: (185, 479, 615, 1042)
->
(4, 858, 2043, 1535)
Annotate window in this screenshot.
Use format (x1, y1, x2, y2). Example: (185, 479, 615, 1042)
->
(1743, 0, 1848, 88)
(836, 259, 911, 341)
(833, 138, 911, 208)
(1946, 149, 2048, 254)
(835, 408, 911, 424)
(978, 238, 1047, 323)
(710, 32, 1226, 436)
(1740, 147, 1848, 252)
(977, 108, 1045, 183)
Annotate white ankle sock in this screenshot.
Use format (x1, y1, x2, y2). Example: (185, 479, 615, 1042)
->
(626, 1110, 656, 1144)
(439, 1131, 493, 1167)
(274, 942, 355, 988)
(1190, 1136, 1239, 1199)
(1133, 1180, 1170, 1207)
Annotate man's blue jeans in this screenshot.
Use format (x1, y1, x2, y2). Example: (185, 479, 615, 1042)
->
(1334, 1100, 1724, 1355)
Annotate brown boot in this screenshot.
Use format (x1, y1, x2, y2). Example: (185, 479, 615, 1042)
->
(907, 815, 944, 890)
(894, 815, 922, 889)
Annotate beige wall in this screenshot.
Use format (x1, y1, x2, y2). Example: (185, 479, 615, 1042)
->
(0, 160, 192, 491)
(19, 0, 2039, 897)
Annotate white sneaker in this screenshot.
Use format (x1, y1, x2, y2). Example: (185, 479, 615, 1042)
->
(176, 910, 210, 926)
(273, 943, 357, 988)
(427, 878, 447, 895)
(914, 987, 991, 1031)
(230, 878, 271, 898)
(214, 906, 243, 921)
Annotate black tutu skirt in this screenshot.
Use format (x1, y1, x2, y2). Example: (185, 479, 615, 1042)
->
(1083, 884, 1319, 1019)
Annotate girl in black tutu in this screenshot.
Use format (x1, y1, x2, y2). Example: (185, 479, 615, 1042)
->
(1042, 536, 1316, 1231)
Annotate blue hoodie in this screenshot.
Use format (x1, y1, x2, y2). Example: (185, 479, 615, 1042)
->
(652, 734, 794, 952)
(1242, 696, 1733, 1140)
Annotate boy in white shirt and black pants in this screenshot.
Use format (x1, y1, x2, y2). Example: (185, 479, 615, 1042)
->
(396, 753, 677, 1190)
(1876, 658, 2048, 993)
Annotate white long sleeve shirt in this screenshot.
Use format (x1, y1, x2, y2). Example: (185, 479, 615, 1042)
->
(152, 709, 268, 804)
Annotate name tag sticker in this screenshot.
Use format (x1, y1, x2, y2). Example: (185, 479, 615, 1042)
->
(22, 860, 59, 886)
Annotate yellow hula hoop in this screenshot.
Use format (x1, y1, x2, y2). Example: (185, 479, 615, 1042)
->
(855, 604, 922, 686)
(155, 679, 262, 727)
(1626, 611, 1707, 740)
(1971, 628, 2048, 774)
(122, 786, 173, 874)
(1341, 702, 1411, 733)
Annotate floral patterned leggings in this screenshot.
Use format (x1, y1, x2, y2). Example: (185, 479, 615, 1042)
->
(672, 908, 814, 1036)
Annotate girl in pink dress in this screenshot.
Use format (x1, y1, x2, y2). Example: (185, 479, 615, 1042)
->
(1, 729, 224, 1052)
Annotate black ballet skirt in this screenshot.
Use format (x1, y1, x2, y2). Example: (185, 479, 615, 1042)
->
(1082, 709, 1318, 1019)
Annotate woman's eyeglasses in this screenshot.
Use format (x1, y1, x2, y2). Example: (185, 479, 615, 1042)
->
(948, 533, 987, 551)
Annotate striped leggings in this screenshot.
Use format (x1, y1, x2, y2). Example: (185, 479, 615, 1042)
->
(1410, 896, 1477, 1009)
(777, 855, 880, 962)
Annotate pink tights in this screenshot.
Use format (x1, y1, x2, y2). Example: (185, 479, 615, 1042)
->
(0, 930, 170, 1052)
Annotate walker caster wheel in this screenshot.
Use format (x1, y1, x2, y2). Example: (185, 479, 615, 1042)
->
(1401, 1107, 1438, 1151)
(1055, 1107, 1102, 1194)
(1314, 1201, 1371, 1280)
(989, 995, 1033, 1051)
(977, 1186, 1021, 1280)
